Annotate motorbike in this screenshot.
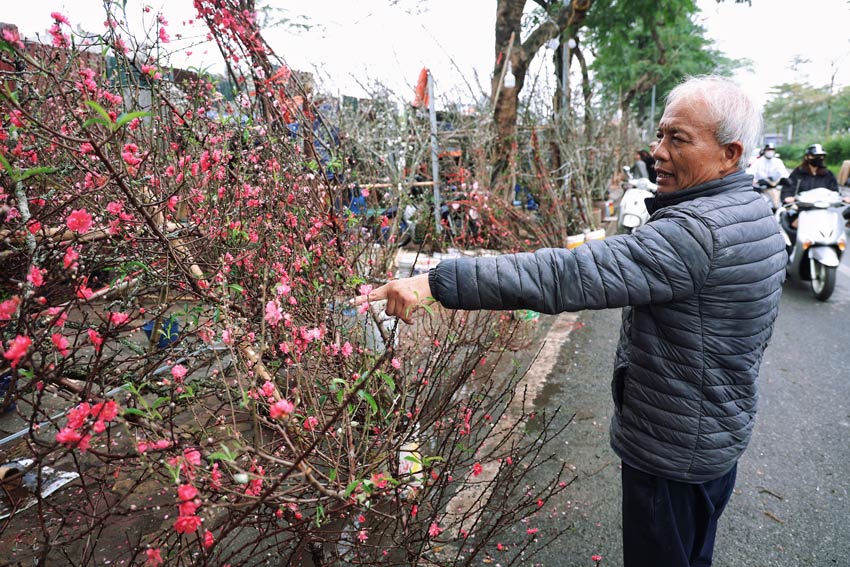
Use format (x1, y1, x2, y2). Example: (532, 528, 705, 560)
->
(754, 178, 780, 212)
(617, 166, 657, 234)
(776, 187, 848, 301)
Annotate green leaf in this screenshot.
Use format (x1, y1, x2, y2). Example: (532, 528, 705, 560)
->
(0, 152, 17, 182)
(82, 116, 111, 129)
(207, 444, 237, 462)
(116, 110, 151, 127)
(358, 390, 378, 415)
(18, 166, 57, 181)
(122, 407, 146, 417)
(328, 468, 337, 483)
(84, 100, 112, 123)
(381, 373, 395, 392)
(344, 479, 361, 498)
(0, 39, 16, 55)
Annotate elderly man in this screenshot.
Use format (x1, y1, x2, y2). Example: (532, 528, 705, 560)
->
(356, 76, 786, 566)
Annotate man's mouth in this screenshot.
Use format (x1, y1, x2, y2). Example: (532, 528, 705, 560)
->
(655, 168, 673, 182)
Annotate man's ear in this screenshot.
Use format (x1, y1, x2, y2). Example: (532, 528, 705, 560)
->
(724, 141, 744, 168)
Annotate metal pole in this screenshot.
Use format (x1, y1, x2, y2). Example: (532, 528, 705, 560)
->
(561, 40, 569, 114)
(650, 84, 656, 133)
(428, 71, 441, 234)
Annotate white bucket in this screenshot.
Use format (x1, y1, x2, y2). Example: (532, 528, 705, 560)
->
(566, 234, 585, 249)
(585, 228, 606, 242)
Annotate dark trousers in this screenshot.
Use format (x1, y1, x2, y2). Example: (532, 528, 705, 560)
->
(621, 461, 737, 567)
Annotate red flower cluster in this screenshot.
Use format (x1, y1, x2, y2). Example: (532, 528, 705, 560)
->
(174, 483, 202, 534)
(55, 400, 121, 452)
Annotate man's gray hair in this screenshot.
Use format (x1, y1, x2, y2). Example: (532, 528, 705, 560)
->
(666, 75, 762, 169)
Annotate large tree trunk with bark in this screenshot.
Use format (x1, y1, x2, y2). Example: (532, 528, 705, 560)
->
(490, 0, 593, 189)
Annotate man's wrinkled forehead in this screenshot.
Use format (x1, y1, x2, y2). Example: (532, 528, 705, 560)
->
(658, 97, 714, 135)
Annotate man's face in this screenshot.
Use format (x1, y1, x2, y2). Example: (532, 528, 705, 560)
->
(652, 97, 740, 193)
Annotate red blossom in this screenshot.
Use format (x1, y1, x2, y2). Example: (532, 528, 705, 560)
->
(174, 514, 202, 534)
(87, 328, 103, 353)
(340, 341, 353, 358)
(27, 265, 45, 287)
(3, 335, 32, 368)
(66, 209, 93, 233)
(66, 403, 91, 429)
(63, 247, 79, 270)
(0, 296, 20, 321)
(264, 300, 282, 327)
(1, 27, 24, 49)
(203, 530, 215, 549)
(171, 364, 188, 382)
(177, 483, 198, 501)
(91, 400, 119, 422)
(51, 333, 70, 356)
(109, 312, 130, 326)
(303, 416, 319, 431)
(55, 427, 82, 447)
(183, 447, 202, 466)
(472, 462, 483, 477)
(178, 500, 199, 516)
(50, 12, 70, 25)
(269, 399, 294, 420)
(428, 522, 442, 538)
(77, 284, 94, 300)
(145, 548, 163, 566)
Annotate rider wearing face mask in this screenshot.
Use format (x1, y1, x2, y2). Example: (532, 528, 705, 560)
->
(746, 142, 788, 207)
(781, 143, 838, 203)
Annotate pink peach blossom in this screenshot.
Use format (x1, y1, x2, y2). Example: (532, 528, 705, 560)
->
(3, 335, 32, 368)
(66, 209, 93, 233)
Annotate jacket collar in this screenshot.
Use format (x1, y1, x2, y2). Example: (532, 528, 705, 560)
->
(646, 170, 752, 215)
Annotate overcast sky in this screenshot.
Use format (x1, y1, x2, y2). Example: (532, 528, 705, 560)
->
(5, 1, 850, 109)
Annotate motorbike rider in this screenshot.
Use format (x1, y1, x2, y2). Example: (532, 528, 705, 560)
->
(781, 143, 838, 203)
(779, 144, 850, 246)
(632, 150, 649, 179)
(746, 142, 787, 208)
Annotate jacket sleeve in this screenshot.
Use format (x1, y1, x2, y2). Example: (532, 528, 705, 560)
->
(429, 210, 713, 314)
(826, 171, 839, 191)
(780, 170, 799, 201)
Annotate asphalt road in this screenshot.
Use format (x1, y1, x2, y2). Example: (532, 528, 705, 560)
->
(523, 244, 850, 566)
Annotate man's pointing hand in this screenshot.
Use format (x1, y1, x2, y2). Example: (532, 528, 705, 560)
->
(352, 273, 435, 324)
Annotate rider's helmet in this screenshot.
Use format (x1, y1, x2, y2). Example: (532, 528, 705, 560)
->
(763, 142, 776, 152)
(805, 143, 827, 157)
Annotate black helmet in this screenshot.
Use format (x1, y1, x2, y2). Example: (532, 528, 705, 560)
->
(806, 143, 826, 157)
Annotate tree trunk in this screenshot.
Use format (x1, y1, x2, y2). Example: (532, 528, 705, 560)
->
(490, 0, 593, 189)
(573, 40, 593, 142)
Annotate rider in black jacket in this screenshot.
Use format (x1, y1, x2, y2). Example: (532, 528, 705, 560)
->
(780, 143, 839, 203)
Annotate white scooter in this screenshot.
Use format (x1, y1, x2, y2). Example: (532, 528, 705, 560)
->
(776, 187, 848, 301)
(617, 166, 657, 234)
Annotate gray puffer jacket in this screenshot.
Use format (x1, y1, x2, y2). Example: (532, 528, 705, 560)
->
(429, 171, 786, 483)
